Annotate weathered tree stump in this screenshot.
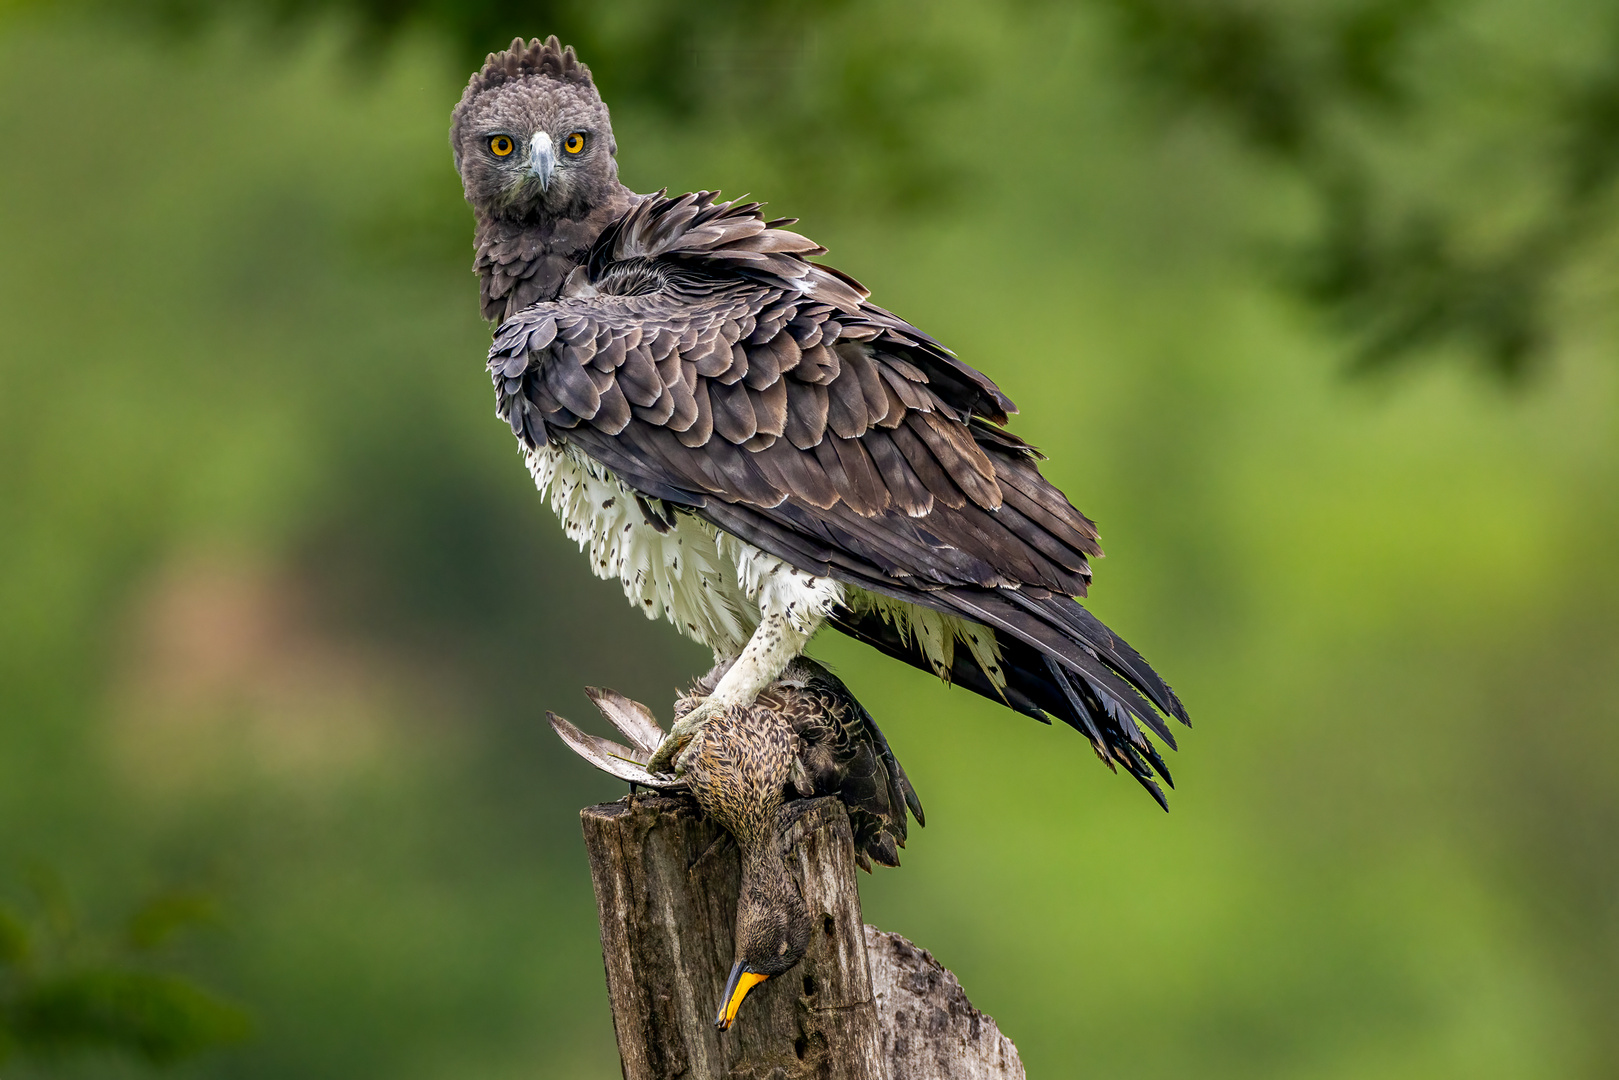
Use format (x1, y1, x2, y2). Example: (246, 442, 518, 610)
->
(580, 793, 1023, 1079)
(866, 928, 1025, 1080)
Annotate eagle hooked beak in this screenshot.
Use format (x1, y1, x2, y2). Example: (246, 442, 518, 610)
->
(715, 961, 769, 1031)
(529, 131, 555, 191)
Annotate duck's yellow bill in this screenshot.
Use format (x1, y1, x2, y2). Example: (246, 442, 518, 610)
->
(715, 963, 770, 1030)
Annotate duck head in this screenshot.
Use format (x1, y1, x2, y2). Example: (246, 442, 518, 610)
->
(715, 857, 812, 1030)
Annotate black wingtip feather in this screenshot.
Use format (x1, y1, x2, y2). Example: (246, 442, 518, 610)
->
(1009, 592, 1190, 727)
(1137, 773, 1171, 812)
(828, 595, 1181, 808)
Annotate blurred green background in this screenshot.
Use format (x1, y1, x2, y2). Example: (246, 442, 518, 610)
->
(3, 1, 1618, 1077)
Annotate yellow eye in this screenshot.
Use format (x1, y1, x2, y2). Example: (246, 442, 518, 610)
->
(563, 132, 585, 154)
(489, 135, 514, 157)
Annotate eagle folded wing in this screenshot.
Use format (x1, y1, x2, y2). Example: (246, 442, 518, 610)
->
(489, 191, 1188, 805)
(491, 193, 1097, 589)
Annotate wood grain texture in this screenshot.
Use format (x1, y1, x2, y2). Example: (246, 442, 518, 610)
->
(580, 793, 1021, 1079)
(866, 927, 1025, 1080)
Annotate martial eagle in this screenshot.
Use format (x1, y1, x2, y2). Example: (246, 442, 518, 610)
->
(451, 37, 1189, 802)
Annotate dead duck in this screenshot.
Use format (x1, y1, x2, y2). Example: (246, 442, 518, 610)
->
(549, 657, 921, 1029)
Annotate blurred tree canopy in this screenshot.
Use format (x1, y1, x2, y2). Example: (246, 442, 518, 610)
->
(34, 0, 1619, 377)
(1097, 0, 1619, 378)
(47, 0, 965, 208)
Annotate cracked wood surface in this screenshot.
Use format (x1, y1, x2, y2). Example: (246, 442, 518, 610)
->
(866, 927, 1026, 1080)
(580, 793, 1022, 1079)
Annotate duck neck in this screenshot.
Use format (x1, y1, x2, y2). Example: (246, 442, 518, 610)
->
(739, 842, 794, 898)
(734, 842, 811, 968)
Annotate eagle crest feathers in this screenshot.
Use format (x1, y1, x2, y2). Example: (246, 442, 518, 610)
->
(468, 35, 594, 97)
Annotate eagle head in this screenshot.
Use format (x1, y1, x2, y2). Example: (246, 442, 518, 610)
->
(450, 36, 621, 222)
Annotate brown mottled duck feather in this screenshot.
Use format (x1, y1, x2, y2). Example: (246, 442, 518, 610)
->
(675, 700, 795, 850)
(678, 657, 921, 872)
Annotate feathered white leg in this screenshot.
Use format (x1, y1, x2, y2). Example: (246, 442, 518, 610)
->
(647, 543, 842, 773)
(646, 610, 814, 772)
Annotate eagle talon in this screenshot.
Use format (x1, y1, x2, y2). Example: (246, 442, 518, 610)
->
(647, 697, 724, 773)
(644, 733, 687, 775)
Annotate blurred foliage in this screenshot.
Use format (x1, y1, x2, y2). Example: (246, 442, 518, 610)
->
(0, 873, 248, 1068)
(1096, 0, 1619, 377)
(39, 0, 965, 209)
(35, 0, 1619, 374)
(0, 4, 1616, 1080)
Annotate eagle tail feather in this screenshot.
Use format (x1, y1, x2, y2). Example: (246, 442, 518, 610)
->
(829, 587, 1184, 808)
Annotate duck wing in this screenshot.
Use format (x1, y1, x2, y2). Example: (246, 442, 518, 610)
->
(776, 658, 922, 871)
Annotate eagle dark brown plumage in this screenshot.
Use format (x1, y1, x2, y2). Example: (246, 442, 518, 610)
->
(454, 36, 1190, 809)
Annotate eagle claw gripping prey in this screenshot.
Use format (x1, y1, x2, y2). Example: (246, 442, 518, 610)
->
(548, 658, 922, 1027)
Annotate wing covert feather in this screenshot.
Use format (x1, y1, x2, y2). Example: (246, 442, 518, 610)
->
(489, 191, 1113, 604)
